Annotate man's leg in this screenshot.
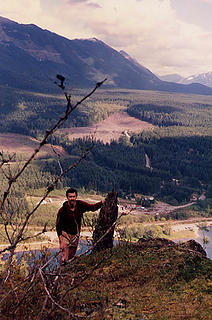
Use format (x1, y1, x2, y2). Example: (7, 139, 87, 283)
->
(67, 234, 79, 260)
(59, 232, 79, 262)
(59, 233, 69, 263)
(67, 246, 78, 260)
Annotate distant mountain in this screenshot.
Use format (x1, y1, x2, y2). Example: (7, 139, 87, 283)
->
(159, 72, 212, 89)
(181, 72, 212, 88)
(158, 74, 184, 83)
(1, 16, 212, 95)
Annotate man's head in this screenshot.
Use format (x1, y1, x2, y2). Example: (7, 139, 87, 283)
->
(66, 188, 78, 207)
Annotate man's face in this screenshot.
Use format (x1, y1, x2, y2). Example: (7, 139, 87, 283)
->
(67, 192, 77, 206)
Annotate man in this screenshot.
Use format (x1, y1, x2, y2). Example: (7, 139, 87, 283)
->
(56, 188, 103, 263)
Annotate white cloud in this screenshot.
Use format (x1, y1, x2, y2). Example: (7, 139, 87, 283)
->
(64, 0, 101, 7)
(1, 0, 212, 76)
(84, 0, 212, 76)
(0, 0, 42, 24)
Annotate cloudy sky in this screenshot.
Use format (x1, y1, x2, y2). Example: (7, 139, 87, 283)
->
(1, 0, 212, 77)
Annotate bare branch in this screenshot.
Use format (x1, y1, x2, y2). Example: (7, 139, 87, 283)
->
(4, 222, 11, 244)
(17, 224, 51, 243)
(0, 77, 107, 213)
(13, 278, 40, 314)
(0, 76, 108, 318)
(39, 268, 81, 319)
(0, 78, 106, 254)
(59, 253, 111, 305)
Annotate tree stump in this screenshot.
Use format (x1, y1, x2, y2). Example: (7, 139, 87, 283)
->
(93, 190, 118, 251)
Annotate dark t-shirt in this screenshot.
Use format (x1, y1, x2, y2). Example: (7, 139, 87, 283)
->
(56, 200, 102, 236)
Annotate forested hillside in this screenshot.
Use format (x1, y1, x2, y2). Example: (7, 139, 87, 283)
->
(0, 86, 127, 137)
(40, 130, 212, 207)
(1, 84, 212, 320)
(43, 89, 212, 207)
(1, 86, 212, 135)
(1, 87, 212, 209)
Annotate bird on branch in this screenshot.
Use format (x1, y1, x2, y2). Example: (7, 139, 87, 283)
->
(55, 74, 65, 90)
(96, 78, 107, 88)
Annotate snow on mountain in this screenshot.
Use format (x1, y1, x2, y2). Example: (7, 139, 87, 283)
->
(182, 72, 212, 87)
(159, 72, 212, 88)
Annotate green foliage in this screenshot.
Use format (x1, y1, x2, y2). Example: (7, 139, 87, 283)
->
(119, 223, 166, 240)
(83, 211, 99, 228)
(128, 100, 212, 127)
(28, 203, 59, 227)
(0, 161, 59, 238)
(194, 199, 212, 216)
(0, 163, 55, 198)
(2, 86, 212, 137)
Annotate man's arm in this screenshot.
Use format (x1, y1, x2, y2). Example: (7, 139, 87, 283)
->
(79, 200, 103, 213)
(56, 207, 63, 236)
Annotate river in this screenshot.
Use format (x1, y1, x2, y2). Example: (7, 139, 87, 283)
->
(174, 226, 212, 259)
(2, 228, 212, 267)
(196, 226, 212, 259)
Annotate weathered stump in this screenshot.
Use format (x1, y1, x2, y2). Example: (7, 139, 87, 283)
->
(93, 190, 118, 251)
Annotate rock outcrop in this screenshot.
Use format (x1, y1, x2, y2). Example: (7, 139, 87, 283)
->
(137, 237, 207, 257)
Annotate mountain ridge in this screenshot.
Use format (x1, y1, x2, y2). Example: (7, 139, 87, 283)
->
(182, 71, 212, 87)
(1, 16, 212, 95)
(159, 72, 212, 88)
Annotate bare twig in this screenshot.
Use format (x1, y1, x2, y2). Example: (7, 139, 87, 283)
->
(18, 224, 50, 243)
(4, 223, 11, 244)
(39, 268, 82, 319)
(0, 78, 107, 213)
(0, 76, 108, 318)
(60, 253, 112, 303)
(0, 78, 106, 255)
(13, 277, 40, 314)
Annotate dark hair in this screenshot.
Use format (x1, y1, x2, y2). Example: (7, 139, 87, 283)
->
(66, 188, 78, 197)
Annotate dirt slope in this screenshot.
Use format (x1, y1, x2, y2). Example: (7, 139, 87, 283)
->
(0, 133, 68, 158)
(60, 111, 156, 143)
(0, 112, 155, 156)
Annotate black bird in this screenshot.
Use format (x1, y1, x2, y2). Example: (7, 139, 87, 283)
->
(56, 74, 65, 89)
(96, 78, 107, 88)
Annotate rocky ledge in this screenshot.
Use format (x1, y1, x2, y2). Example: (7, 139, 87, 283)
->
(137, 237, 207, 258)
